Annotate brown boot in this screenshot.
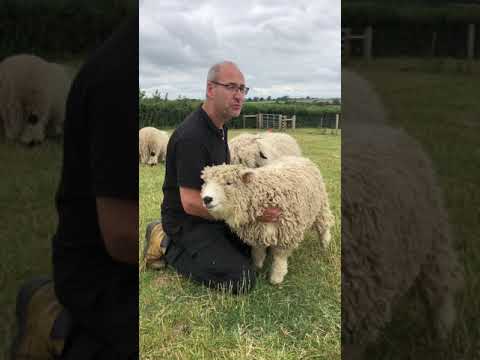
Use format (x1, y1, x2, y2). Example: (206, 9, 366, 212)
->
(11, 277, 70, 359)
(141, 220, 170, 270)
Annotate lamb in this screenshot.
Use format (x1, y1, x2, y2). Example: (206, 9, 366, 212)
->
(139, 126, 169, 166)
(342, 124, 463, 359)
(201, 156, 334, 284)
(0, 54, 72, 145)
(229, 132, 302, 168)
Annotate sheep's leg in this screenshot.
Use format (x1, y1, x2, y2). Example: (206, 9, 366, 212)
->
(269, 247, 292, 285)
(251, 245, 267, 269)
(314, 217, 331, 249)
(49, 115, 63, 138)
(4, 102, 23, 140)
(418, 243, 463, 340)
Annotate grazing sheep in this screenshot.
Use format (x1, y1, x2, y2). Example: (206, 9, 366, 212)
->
(139, 127, 169, 166)
(0, 54, 72, 145)
(229, 132, 302, 168)
(342, 124, 463, 359)
(201, 156, 334, 284)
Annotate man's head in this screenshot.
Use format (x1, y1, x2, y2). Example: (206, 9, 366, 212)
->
(204, 61, 248, 123)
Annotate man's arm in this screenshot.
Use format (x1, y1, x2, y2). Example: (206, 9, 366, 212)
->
(180, 186, 281, 223)
(180, 186, 215, 220)
(96, 197, 138, 264)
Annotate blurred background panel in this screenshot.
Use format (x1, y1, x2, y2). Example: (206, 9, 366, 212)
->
(342, 1, 478, 359)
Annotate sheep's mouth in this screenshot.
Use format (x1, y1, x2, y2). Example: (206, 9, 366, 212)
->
(205, 203, 217, 210)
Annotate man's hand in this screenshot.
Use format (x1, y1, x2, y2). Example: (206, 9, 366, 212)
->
(258, 207, 282, 223)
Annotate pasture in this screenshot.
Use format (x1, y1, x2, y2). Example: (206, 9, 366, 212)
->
(139, 129, 341, 359)
(0, 141, 63, 357)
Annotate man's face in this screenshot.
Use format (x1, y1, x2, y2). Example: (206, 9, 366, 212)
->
(208, 65, 246, 121)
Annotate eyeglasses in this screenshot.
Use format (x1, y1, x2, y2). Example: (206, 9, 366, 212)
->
(210, 81, 250, 95)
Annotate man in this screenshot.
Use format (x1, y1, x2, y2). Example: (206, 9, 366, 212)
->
(11, 16, 138, 359)
(146, 61, 281, 294)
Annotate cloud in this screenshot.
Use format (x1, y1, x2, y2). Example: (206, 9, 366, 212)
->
(140, 0, 340, 99)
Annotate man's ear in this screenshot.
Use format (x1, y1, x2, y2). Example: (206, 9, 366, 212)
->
(240, 169, 255, 184)
(206, 81, 215, 99)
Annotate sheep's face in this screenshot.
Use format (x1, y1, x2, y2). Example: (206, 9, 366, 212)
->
(201, 164, 253, 221)
(20, 113, 47, 146)
(254, 139, 275, 167)
(147, 150, 158, 166)
(232, 139, 275, 168)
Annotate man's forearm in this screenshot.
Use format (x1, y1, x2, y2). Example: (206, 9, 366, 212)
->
(96, 197, 139, 265)
(184, 201, 215, 220)
(179, 187, 215, 221)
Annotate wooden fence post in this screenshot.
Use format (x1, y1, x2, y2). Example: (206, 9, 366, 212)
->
(364, 26, 373, 62)
(468, 24, 475, 71)
(342, 28, 351, 61)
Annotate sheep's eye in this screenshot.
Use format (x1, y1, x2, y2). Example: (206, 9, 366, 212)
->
(226, 181, 232, 186)
(259, 151, 267, 159)
(150, 152, 155, 156)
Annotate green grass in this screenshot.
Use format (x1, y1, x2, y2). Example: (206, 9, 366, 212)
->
(347, 58, 480, 359)
(139, 129, 341, 360)
(0, 140, 63, 357)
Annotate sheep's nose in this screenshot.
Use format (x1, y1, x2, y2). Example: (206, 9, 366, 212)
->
(203, 196, 213, 205)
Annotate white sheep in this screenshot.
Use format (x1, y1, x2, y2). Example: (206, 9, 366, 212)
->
(201, 156, 334, 284)
(229, 132, 302, 167)
(0, 54, 72, 145)
(342, 124, 463, 359)
(139, 127, 169, 166)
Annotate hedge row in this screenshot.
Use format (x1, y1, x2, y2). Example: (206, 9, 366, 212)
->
(139, 100, 341, 129)
(0, 0, 136, 58)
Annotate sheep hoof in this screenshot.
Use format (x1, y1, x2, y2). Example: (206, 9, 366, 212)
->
(148, 259, 167, 270)
(254, 260, 264, 270)
(321, 230, 331, 249)
(269, 272, 285, 285)
(434, 296, 456, 339)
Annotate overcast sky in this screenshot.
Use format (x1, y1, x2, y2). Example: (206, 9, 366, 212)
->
(139, 0, 340, 100)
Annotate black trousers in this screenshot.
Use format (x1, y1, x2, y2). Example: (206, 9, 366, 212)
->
(165, 221, 256, 294)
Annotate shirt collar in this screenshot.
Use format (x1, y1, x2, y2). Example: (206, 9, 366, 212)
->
(199, 105, 227, 141)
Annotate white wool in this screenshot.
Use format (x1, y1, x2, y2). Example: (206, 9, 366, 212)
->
(342, 124, 463, 355)
(229, 132, 301, 167)
(0, 54, 71, 144)
(139, 127, 169, 166)
(201, 156, 334, 284)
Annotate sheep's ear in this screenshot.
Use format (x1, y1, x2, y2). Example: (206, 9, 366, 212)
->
(200, 166, 210, 179)
(240, 169, 255, 184)
(256, 139, 269, 159)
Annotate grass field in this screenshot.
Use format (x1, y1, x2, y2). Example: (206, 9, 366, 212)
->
(139, 129, 341, 360)
(0, 141, 63, 357)
(348, 58, 480, 359)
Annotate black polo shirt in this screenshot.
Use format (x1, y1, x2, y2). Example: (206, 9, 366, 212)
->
(161, 106, 230, 234)
(52, 17, 138, 307)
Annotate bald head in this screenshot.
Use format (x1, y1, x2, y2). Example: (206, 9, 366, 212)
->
(206, 61, 241, 83)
